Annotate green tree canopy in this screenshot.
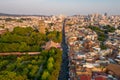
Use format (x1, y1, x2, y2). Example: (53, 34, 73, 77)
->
(41, 70, 50, 80)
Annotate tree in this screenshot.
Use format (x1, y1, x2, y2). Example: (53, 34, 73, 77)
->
(47, 62, 54, 72)
(41, 70, 50, 80)
(47, 33, 56, 41)
(48, 57, 54, 64)
(41, 50, 49, 58)
(22, 68, 29, 75)
(29, 65, 39, 78)
(0, 60, 9, 70)
(49, 70, 59, 80)
(6, 63, 16, 71)
(19, 42, 30, 52)
(0, 71, 28, 80)
(49, 48, 55, 57)
(13, 27, 33, 36)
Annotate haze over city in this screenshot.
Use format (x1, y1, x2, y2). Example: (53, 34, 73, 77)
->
(0, 0, 120, 15)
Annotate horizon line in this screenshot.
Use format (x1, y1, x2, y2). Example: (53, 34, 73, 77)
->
(0, 12, 120, 16)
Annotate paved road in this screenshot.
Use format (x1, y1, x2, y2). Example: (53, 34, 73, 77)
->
(58, 19, 69, 80)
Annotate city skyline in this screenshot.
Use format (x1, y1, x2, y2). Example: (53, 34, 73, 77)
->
(0, 0, 120, 15)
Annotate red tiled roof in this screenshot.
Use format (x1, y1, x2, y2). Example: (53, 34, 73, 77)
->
(80, 75, 91, 80)
(95, 76, 107, 80)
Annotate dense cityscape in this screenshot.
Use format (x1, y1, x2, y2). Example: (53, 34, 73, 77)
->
(66, 14, 120, 80)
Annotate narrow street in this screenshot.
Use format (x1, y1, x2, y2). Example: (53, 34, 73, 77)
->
(58, 19, 69, 80)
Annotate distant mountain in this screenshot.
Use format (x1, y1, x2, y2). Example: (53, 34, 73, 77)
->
(0, 13, 26, 16)
(0, 13, 50, 17)
(0, 13, 13, 16)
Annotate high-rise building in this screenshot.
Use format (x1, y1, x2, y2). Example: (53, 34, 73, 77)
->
(104, 13, 107, 17)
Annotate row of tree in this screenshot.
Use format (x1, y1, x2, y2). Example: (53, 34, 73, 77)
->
(41, 48, 62, 80)
(0, 48, 62, 80)
(0, 27, 62, 52)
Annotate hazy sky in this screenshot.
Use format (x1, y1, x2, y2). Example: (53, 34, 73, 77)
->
(0, 0, 120, 15)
